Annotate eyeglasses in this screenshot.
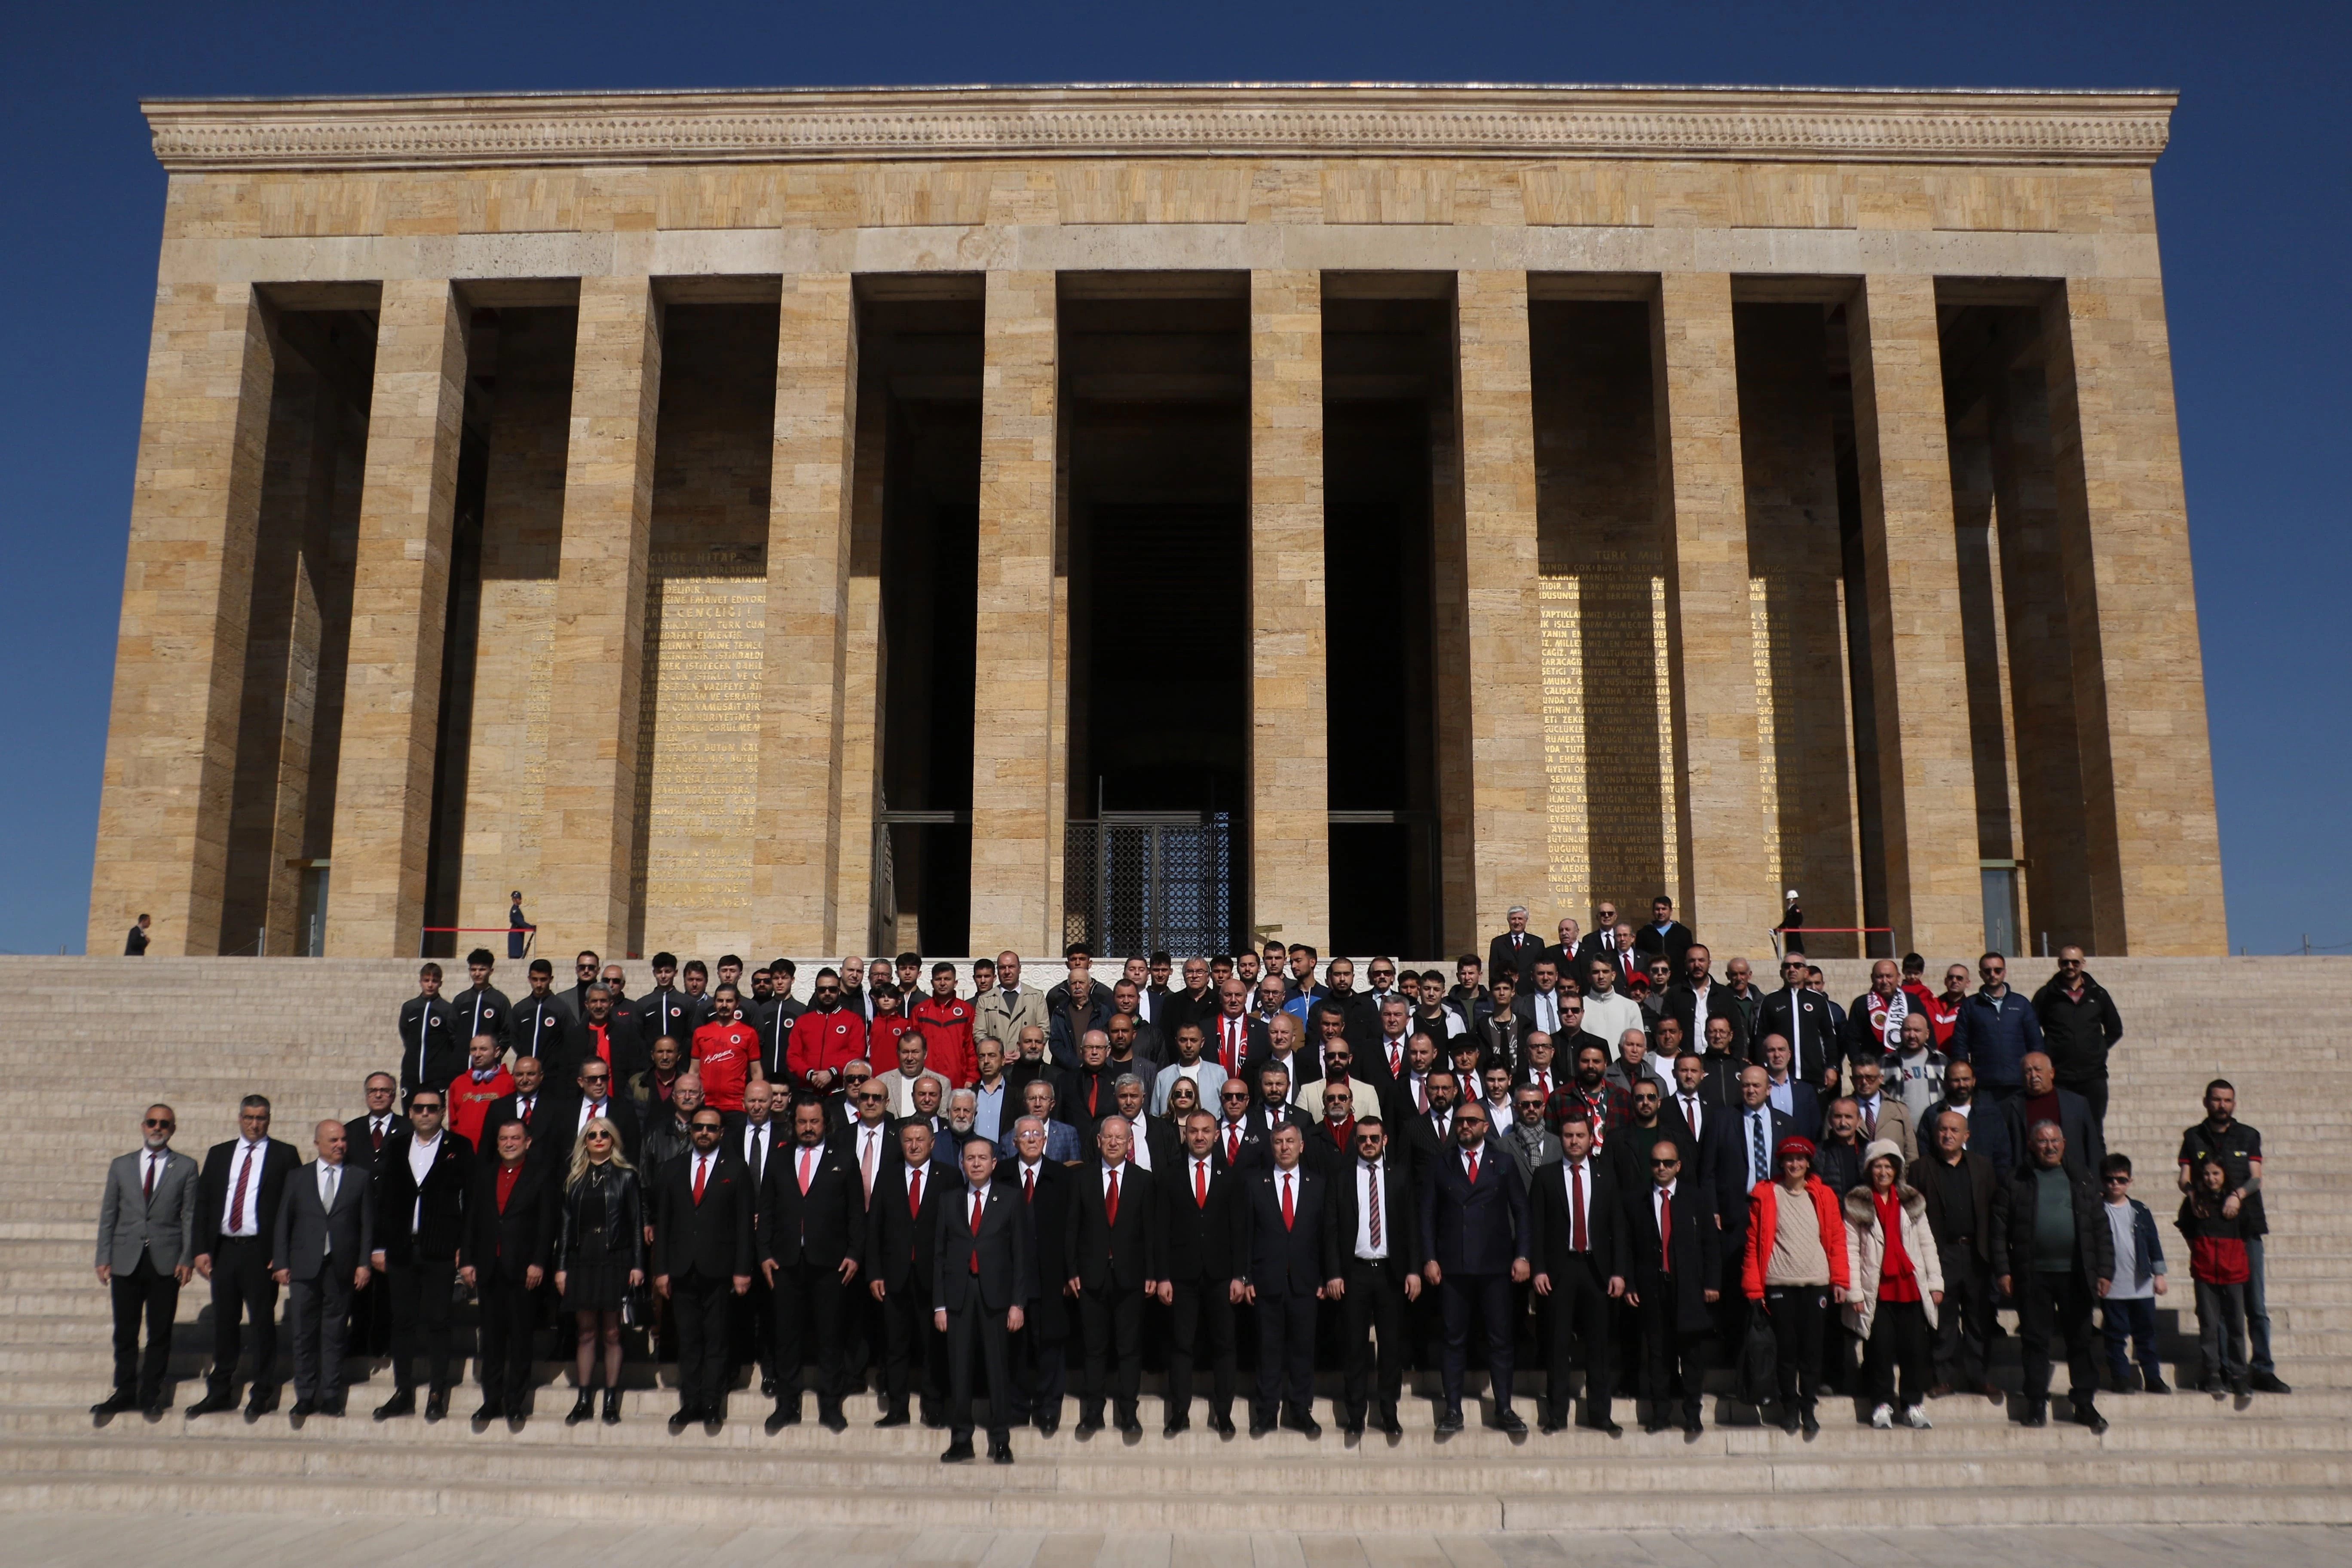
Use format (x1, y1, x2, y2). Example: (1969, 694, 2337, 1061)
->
(857, 1091, 887, 1102)
(143, 1118, 173, 1129)
(585, 1131, 612, 1142)
(1651, 1158, 1681, 1167)
(411, 1103, 443, 1115)
(2103, 1174, 2131, 1185)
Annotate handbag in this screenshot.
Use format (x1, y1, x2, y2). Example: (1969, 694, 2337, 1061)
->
(620, 1280, 654, 1329)
(1738, 1308, 1779, 1406)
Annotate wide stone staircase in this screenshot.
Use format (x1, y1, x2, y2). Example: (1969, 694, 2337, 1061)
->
(0, 953, 2345, 1528)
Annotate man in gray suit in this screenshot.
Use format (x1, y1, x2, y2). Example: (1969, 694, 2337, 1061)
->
(272, 1119, 373, 1418)
(93, 1104, 199, 1418)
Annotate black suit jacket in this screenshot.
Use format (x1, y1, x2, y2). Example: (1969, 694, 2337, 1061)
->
(1713, 1104, 1798, 1235)
(345, 1113, 402, 1176)
(1327, 1155, 1423, 1274)
(652, 1149, 756, 1283)
(1400, 1106, 1461, 1197)
(934, 1181, 1035, 1313)
(1204, 1014, 1273, 1081)
(1622, 1178, 1720, 1332)
(565, 1012, 649, 1087)
(1528, 1156, 1626, 1283)
(1155, 1151, 1242, 1281)
(372, 1129, 475, 1265)
(1488, 931, 1543, 990)
(1066, 1160, 1164, 1290)
(1008, 1158, 1072, 1336)
(462, 1157, 557, 1284)
(481, 1088, 560, 1167)
(1917, 1148, 2005, 1268)
(2000, 1089, 2105, 1178)
(541, 1092, 643, 1170)
(866, 1153, 953, 1295)
(1420, 1140, 1531, 1276)
(1210, 1116, 1271, 1175)
(1663, 984, 1752, 1063)
(1237, 1164, 1340, 1297)
(193, 1136, 300, 1257)
(756, 1140, 863, 1271)
(1632, 921, 1697, 967)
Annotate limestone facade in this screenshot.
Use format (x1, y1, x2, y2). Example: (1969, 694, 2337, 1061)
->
(88, 85, 2224, 961)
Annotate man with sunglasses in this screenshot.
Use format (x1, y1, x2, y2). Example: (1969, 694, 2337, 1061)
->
(557, 950, 602, 1024)
(93, 1106, 199, 1418)
(552, 1058, 642, 1169)
(654, 1107, 754, 1431)
(787, 968, 867, 1096)
(368, 1089, 475, 1421)
(1623, 1137, 1719, 1434)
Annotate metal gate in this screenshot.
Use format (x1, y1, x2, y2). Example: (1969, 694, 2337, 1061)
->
(1063, 812, 1234, 958)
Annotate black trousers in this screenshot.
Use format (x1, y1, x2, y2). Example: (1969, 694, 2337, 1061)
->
(773, 1257, 847, 1407)
(1865, 1298, 1934, 1409)
(732, 1273, 776, 1384)
(1077, 1284, 1145, 1419)
(1341, 1259, 1411, 1419)
(347, 1267, 393, 1357)
(1165, 1277, 1236, 1421)
(476, 1274, 538, 1407)
(1933, 1246, 1994, 1386)
(1764, 1285, 1829, 1413)
(1438, 1270, 1516, 1412)
(671, 1271, 734, 1414)
(1635, 1290, 1706, 1418)
(2061, 1075, 2110, 1132)
(2018, 1268, 2100, 1404)
(286, 1267, 355, 1404)
(110, 1255, 180, 1402)
(205, 1235, 279, 1395)
(1542, 1254, 1615, 1424)
(879, 1278, 943, 1415)
(1011, 1308, 1066, 1423)
(1252, 1287, 1317, 1420)
(946, 1301, 1015, 1442)
(386, 1258, 458, 1393)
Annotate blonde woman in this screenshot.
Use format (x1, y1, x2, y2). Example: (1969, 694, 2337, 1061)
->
(554, 1117, 643, 1424)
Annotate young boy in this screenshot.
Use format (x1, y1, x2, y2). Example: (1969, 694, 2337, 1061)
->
(2098, 1153, 2172, 1393)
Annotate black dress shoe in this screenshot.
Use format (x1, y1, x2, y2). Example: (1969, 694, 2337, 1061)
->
(290, 1399, 318, 1420)
(1434, 1405, 1464, 1434)
(817, 1402, 846, 1432)
(1342, 1419, 1366, 1437)
(244, 1390, 279, 1418)
(1680, 1412, 1703, 1436)
(1034, 1415, 1060, 1438)
(472, 1400, 502, 1426)
(1582, 1416, 1624, 1438)
(568, 1390, 597, 1426)
(2251, 1372, 2293, 1394)
(760, 1377, 777, 1398)
(142, 1399, 170, 1421)
(2143, 1374, 2172, 1394)
(669, 1410, 692, 1434)
(1375, 1405, 1402, 1438)
(1491, 1408, 1528, 1437)
(1248, 1415, 1274, 1437)
(989, 1438, 1015, 1464)
(374, 1390, 416, 1421)
(1118, 1416, 1145, 1440)
(2072, 1401, 2108, 1434)
(1799, 1410, 1819, 1438)
(602, 1389, 623, 1425)
(766, 1401, 801, 1433)
(1163, 1416, 1191, 1438)
(1074, 1414, 1105, 1438)
(424, 1391, 449, 1422)
(1282, 1409, 1321, 1438)
(1642, 1418, 1668, 1434)
(2019, 1400, 2048, 1427)
(318, 1397, 346, 1418)
(704, 1411, 724, 1433)
(876, 1406, 910, 1428)
(187, 1389, 237, 1418)
(91, 1392, 137, 1417)
(1207, 1412, 1236, 1437)
(940, 1439, 977, 1463)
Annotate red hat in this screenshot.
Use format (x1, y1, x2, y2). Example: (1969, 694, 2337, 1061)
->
(1775, 1135, 1817, 1161)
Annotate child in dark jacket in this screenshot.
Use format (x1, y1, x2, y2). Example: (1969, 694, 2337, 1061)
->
(2177, 1158, 2252, 1395)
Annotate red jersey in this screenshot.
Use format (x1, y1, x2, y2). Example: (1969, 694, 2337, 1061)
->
(1923, 992, 1964, 1047)
(787, 1005, 867, 1086)
(447, 1066, 514, 1149)
(870, 1012, 921, 1074)
(691, 1020, 757, 1111)
(909, 995, 979, 1087)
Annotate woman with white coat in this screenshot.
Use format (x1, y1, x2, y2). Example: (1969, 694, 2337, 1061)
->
(1844, 1138, 1945, 1429)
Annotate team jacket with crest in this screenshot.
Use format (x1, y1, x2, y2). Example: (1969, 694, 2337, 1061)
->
(397, 994, 464, 1093)
(786, 1004, 868, 1086)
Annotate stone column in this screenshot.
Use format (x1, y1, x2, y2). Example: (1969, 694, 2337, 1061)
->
(536, 276, 662, 957)
(968, 270, 1059, 957)
(1651, 273, 1773, 947)
(324, 279, 468, 956)
(86, 282, 277, 955)
(1454, 272, 1548, 942)
(2041, 277, 2223, 956)
(1248, 269, 1331, 952)
(751, 273, 860, 955)
(1846, 274, 1982, 957)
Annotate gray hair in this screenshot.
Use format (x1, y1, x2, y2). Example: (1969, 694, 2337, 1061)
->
(1113, 1073, 1145, 1093)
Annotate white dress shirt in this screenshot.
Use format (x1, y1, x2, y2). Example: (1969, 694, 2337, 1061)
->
(219, 1138, 268, 1237)
(1675, 1093, 1705, 1142)
(315, 1160, 344, 1255)
(1558, 1158, 1595, 1249)
(1531, 989, 1562, 1035)
(407, 1131, 441, 1232)
(1352, 1160, 1389, 1260)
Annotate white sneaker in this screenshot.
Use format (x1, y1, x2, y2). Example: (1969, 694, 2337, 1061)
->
(1902, 1406, 1932, 1429)
(1870, 1403, 1894, 1429)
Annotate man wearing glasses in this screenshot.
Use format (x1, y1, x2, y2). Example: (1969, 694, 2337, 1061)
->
(2035, 946, 2126, 1131)
(1624, 1138, 1718, 1435)
(92, 1106, 198, 1418)
(368, 1090, 475, 1421)
(1950, 952, 2044, 1103)
(555, 1059, 643, 1168)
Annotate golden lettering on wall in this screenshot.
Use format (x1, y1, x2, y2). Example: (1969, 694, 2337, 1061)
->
(1539, 576, 1588, 912)
(1651, 576, 1679, 898)
(1750, 576, 1781, 893)
(637, 550, 764, 951)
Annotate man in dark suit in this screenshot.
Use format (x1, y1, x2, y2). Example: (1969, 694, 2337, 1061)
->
(1926, 1060, 2014, 1176)
(1153, 1109, 1241, 1436)
(1211, 1078, 1271, 1173)
(1488, 906, 1543, 992)
(1204, 980, 1271, 1083)
(1064, 1115, 1162, 1438)
(653, 1107, 755, 1430)
(93, 1105, 199, 1418)
(481, 1055, 555, 1162)
(1755, 1034, 1823, 1133)
(1530, 1114, 1626, 1434)
(368, 1089, 474, 1420)
(343, 1074, 402, 1359)
(1918, 1107, 2006, 1400)
(759, 1097, 863, 1432)
(934, 1134, 1035, 1464)
(1329, 1115, 1420, 1437)
(1419, 1099, 1532, 1435)
(1630, 896, 1696, 968)
(1623, 1133, 1720, 1434)
(460, 1115, 554, 1424)
(1401, 1068, 1464, 1197)
(1003, 1115, 1072, 1432)
(867, 1120, 953, 1427)
(1999, 1051, 2105, 1177)
(271, 1118, 373, 1420)
(545, 1058, 644, 1170)
(1234, 1122, 1340, 1436)
(1663, 945, 1750, 1065)
(1715, 1067, 1796, 1351)
(569, 984, 649, 1088)
(187, 1094, 300, 1418)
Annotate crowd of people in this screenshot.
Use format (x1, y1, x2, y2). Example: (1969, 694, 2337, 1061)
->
(94, 898, 2287, 1464)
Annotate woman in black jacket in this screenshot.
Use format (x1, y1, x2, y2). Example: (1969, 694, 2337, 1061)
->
(553, 1116, 644, 1424)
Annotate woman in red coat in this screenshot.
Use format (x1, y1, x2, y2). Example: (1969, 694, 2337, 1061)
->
(1743, 1135, 1850, 1436)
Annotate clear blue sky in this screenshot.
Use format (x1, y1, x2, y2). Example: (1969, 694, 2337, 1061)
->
(3, 3, 2343, 956)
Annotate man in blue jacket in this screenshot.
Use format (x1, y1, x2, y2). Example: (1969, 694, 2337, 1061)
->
(1948, 953, 2043, 1101)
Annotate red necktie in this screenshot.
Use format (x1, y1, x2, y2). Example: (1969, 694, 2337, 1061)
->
(1865, 1101, 1878, 1139)
(1088, 1077, 1099, 1116)
(1225, 1126, 1239, 1164)
(908, 1166, 922, 1220)
(693, 1156, 708, 1204)
(1105, 1167, 1120, 1226)
(1280, 1172, 1295, 1231)
(1367, 1164, 1382, 1249)
(142, 1154, 156, 1200)
(1023, 1167, 1035, 1203)
(1570, 1163, 1587, 1252)
(797, 1147, 814, 1195)
(1194, 1159, 1208, 1209)
(969, 1191, 983, 1272)
(1465, 1151, 1478, 1188)
(371, 1121, 385, 1153)
(1659, 1189, 1673, 1271)
(1387, 1041, 1402, 1075)
(520, 1096, 534, 1126)
(1416, 1078, 1428, 1115)
(230, 1147, 254, 1233)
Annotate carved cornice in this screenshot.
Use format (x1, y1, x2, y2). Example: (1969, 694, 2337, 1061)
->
(143, 84, 2174, 173)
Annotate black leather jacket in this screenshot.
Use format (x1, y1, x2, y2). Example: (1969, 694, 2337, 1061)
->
(558, 1163, 645, 1272)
